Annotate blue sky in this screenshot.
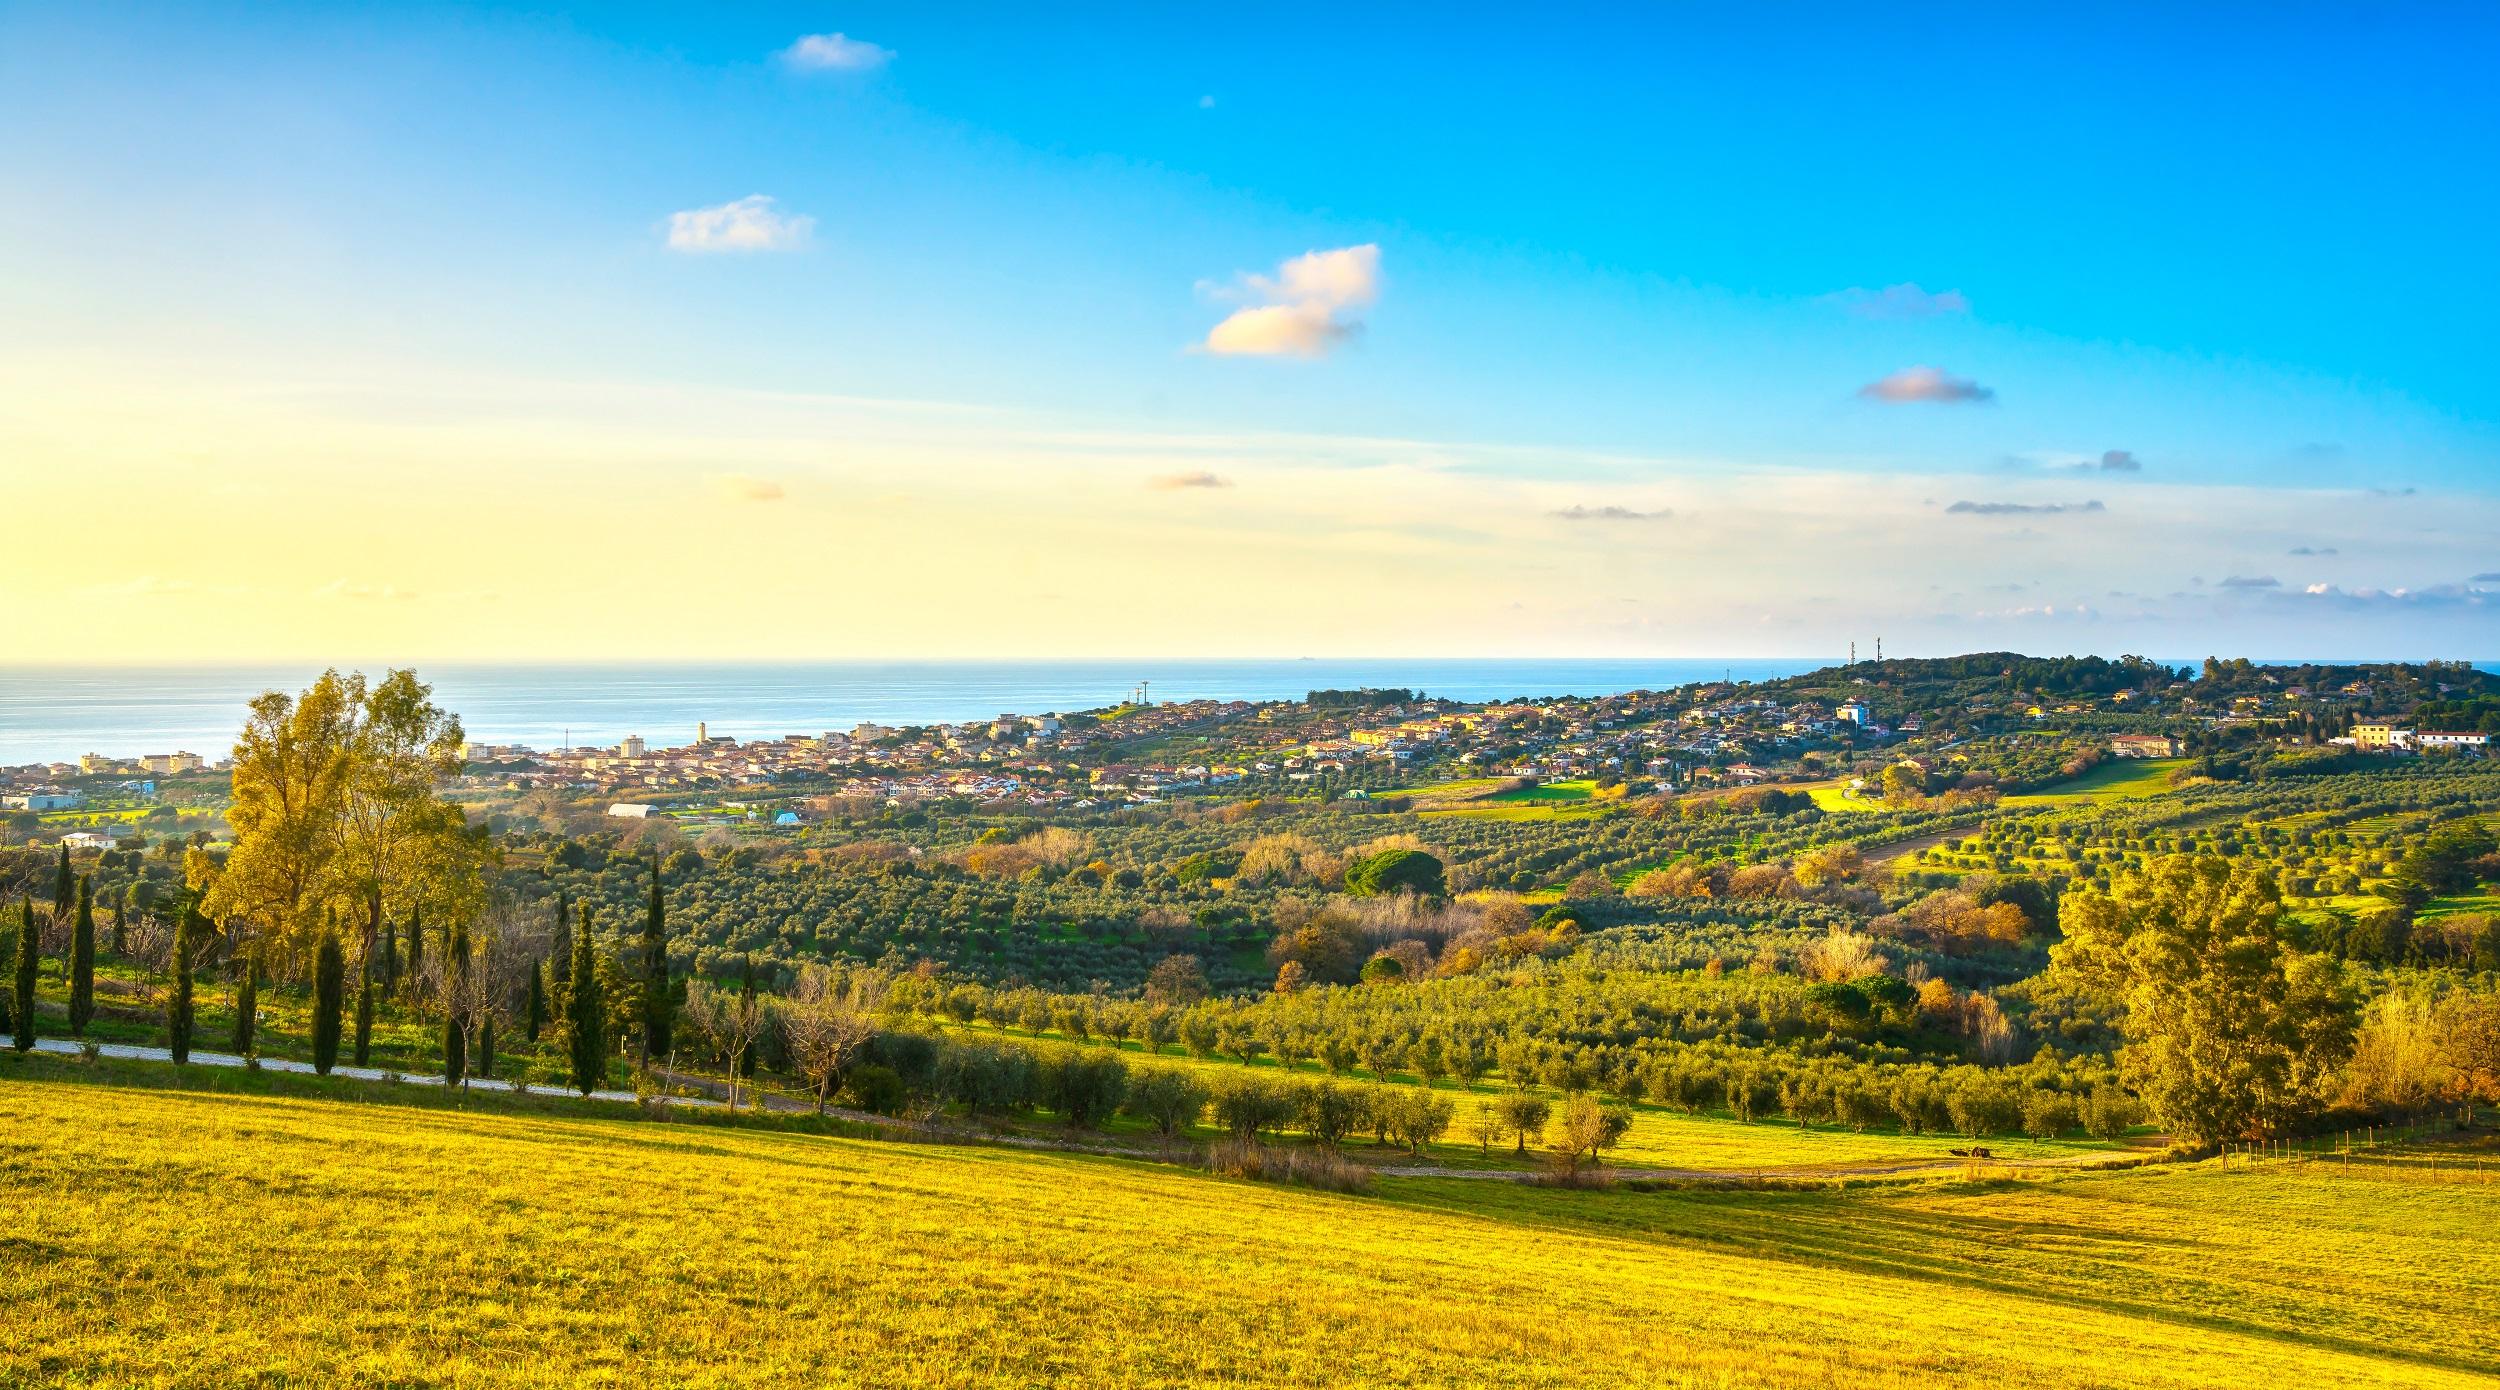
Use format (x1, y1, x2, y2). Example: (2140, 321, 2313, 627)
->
(2, 2, 2495, 659)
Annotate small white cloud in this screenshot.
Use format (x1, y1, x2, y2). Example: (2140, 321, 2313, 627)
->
(1946, 499, 2104, 516)
(1197, 244, 1380, 358)
(1147, 471, 1231, 491)
(1861, 366, 1994, 404)
(666, 195, 815, 253)
(2292, 582, 2487, 609)
(1826, 283, 1971, 319)
(1202, 303, 1356, 358)
(782, 33, 893, 71)
(2097, 449, 2142, 471)
(1549, 505, 1672, 522)
(712, 474, 787, 503)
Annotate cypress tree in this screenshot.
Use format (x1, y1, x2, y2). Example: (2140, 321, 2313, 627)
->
(566, 909, 604, 1094)
(443, 919, 469, 1086)
(524, 958, 546, 1042)
(68, 876, 95, 1035)
(11, 901, 35, 1052)
(549, 890, 572, 989)
(478, 1011, 496, 1079)
(230, 947, 259, 1057)
(168, 905, 196, 1064)
(111, 882, 132, 955)
(50, 844, 72, 926)
(312, 925, 345, 1074)
(0, 909, 13, 1037)
(352, 955, 375, 1067)
(639, 855, 672, 1063)
(405, 906, 425, 988)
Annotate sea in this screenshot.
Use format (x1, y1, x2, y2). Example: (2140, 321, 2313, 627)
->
(0, 659, 1837, 767)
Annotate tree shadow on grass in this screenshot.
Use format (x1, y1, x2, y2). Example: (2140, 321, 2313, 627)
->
(1378, 1176, 2500, 1379)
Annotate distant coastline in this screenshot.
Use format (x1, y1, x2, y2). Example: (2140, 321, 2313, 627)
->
(5, 656, 2494, 768)
(0, 658, 1829, 767)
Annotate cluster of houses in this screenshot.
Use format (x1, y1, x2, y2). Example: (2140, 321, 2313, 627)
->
(532, 684, 1890, 822)
(2337, 723, 2494, 754)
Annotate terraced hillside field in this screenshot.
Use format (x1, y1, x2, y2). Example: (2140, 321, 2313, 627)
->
(4, 1067, 2496, 1389)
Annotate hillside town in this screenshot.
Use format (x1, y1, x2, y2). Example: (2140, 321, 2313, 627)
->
(9, 658, 2492, 845)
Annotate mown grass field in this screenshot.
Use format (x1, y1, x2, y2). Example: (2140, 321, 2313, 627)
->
(1807, 784, 1886, 812)
(1407, 777, 1628, 822)
(2421, 890, 2500, 920)
(2000, 757, 2189, 806)
(4, 1065, 2495, 1388)
(1482, 778, 1603, 803)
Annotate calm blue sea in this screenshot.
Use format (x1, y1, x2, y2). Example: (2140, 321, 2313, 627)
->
(0, 659, 1832, 766)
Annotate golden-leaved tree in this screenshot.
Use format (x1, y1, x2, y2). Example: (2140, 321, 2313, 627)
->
(199, 669, 482, 977)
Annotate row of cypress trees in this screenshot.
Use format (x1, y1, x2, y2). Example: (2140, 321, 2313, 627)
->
(10, 850, 675, 1104)
(9, 847, 105, 1052)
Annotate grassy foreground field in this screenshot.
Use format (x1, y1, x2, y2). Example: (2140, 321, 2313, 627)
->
(5, 1066, 2496, 1388)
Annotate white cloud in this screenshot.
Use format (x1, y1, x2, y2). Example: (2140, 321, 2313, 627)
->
(665, 195, 815, 254)
(781, 33, 892, 71)
(1202, 303, 1356, 358)
(1198, 244, 1381, 358)
(1826, 283, 1971, 319)
(1947, 499, 2104, 516)
(1550, 505, 1671, 522)
(712, 473, 787, 502)
(1147, 471, 1231, 490)
(1860, 366, 1995, 404)
(2292, 582, 2489, 609)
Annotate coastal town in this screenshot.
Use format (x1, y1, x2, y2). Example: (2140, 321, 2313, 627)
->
(9, 659, 2489, 845)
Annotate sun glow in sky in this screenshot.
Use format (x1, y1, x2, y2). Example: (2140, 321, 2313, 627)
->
(3, 3, 2496, 661)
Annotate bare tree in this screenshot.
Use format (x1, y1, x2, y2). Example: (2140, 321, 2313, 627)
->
(688, 968, 770, 1110)
(785, 965, 886, 1114)
(429, 898, 531, 1090)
